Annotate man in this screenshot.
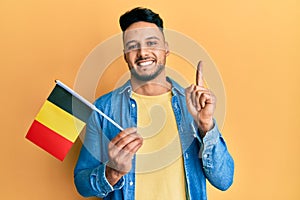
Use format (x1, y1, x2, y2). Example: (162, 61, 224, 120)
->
(74, 7, 234, 200)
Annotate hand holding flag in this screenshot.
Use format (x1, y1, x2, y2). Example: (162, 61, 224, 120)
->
(26, 80, 123, 161)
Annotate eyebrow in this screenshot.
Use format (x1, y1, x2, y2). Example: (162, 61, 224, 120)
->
(145, 36, 161, 41)
(125, 36, 161, 48)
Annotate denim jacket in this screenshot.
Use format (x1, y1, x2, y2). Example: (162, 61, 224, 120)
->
(74, 77, 234, 200)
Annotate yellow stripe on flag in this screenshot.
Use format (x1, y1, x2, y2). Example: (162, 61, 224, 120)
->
(35, 100, 85, 142)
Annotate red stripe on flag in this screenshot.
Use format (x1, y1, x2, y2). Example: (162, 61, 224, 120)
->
(26, 120, 73, 161)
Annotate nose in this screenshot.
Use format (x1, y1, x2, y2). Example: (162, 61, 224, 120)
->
(137, 46, 149, 57)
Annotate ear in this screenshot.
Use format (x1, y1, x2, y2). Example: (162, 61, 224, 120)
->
(164, 42, 170, 57)
(123, 49, 128, 63)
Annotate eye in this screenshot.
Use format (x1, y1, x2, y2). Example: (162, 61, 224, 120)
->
(127, 44, 139, 50)
(147, 41, 158, 46)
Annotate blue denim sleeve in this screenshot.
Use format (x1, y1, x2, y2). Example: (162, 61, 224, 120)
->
(74, 111, 124, 198)
(200, 119, 235, 191)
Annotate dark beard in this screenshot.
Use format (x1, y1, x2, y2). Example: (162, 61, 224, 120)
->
(130, 64, 165, 82)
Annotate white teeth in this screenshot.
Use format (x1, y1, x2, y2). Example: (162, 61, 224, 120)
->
(138, 61, 153, 66)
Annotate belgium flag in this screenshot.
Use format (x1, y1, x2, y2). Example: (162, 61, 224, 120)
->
(26, 81, 93, 161)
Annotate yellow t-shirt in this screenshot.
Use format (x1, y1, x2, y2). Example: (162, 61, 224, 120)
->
(132, 91, 187, 200)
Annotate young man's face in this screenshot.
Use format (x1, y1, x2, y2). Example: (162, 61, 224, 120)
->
(123, 21, 169, 82)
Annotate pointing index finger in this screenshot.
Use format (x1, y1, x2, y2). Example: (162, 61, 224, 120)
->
(196, 61, 204, 86)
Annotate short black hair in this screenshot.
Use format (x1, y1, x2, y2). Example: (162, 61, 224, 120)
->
(119, 7, 164, 32)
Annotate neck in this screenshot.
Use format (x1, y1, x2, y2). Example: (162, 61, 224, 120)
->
(131, 76, 171, 96)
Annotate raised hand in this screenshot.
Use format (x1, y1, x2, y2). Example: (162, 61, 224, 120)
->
(185, 61, 216, 136)
(105, 128, 143, 186)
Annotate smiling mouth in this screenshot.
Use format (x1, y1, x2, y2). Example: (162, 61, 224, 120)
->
(136, 60, 155, 67)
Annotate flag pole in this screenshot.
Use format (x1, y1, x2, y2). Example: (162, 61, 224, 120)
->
(55, 80, 124, 131)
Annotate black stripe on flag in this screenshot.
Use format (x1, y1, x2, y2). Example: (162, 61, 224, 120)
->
(47, 85, 93, 122)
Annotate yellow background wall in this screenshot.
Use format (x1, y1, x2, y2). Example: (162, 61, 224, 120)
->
(1, 0, 299, 199)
